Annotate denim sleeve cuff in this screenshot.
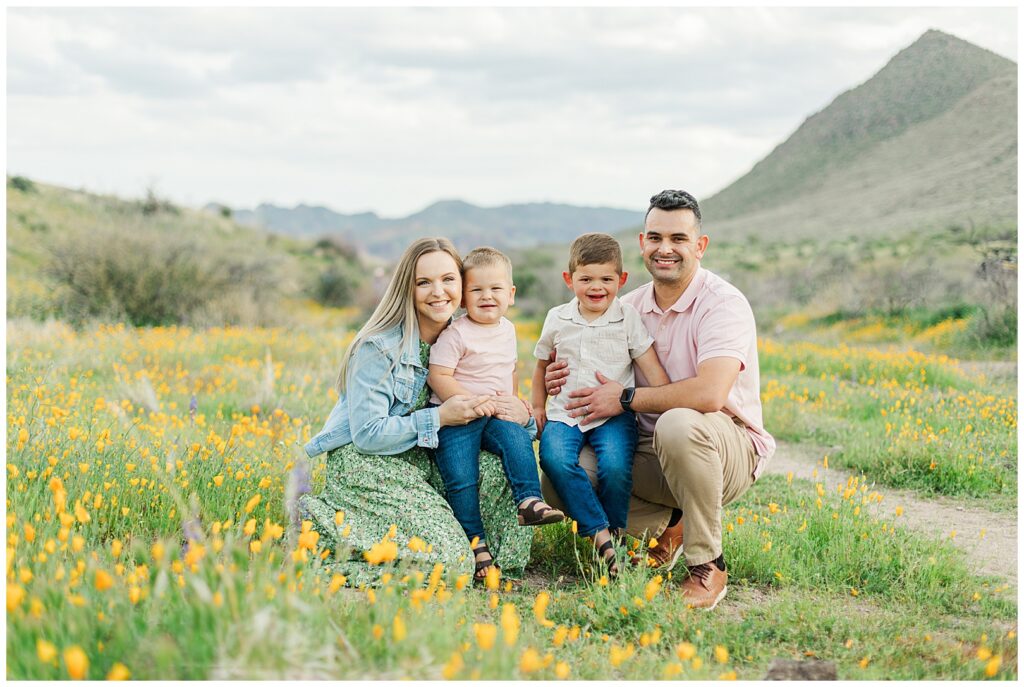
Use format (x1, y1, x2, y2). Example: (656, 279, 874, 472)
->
(303, 438, 320, 458)
(413, 406, 440, 449)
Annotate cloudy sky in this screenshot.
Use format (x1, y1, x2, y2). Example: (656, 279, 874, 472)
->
(7, 6, 1017, 217)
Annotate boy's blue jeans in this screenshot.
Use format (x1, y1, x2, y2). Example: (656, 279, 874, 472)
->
(435, 416, 542, 542)
(538, 412, 638, 538)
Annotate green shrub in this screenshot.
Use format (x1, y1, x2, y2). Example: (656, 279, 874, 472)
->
(45, 226, 285, 327)
(8, 176, 35, 193)
(313, 265, 358, 307)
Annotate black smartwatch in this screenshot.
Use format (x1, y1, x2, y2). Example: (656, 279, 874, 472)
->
(619, 387, 636, 411)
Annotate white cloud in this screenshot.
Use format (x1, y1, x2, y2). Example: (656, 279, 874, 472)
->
(7, 6, 1016, 215)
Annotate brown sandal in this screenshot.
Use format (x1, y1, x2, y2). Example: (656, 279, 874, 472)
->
(517, 498, 565, 526)
(596, 537, 619, 578)
(472, 540, 500, 581)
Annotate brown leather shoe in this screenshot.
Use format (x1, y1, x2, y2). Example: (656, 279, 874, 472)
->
(679, 557, 727, 610)
(646, 518, 685, 570)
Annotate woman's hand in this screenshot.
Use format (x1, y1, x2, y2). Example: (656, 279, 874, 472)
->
(438, 394, 494, 427)
(492, 391, 531, 426)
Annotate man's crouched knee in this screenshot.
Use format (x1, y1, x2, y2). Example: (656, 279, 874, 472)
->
(653, 408, 713, 470)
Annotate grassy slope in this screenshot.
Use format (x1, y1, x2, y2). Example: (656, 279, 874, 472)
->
(6, 180, 364, 323)
(702, 30, 1017, 241)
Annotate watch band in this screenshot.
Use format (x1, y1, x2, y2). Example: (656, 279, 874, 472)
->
(619, 386, 636, 411)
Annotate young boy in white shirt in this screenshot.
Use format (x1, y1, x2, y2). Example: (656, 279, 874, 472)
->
(532, 233, 669, 576)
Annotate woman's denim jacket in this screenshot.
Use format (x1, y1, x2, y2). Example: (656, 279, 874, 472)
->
(304, 323, 537, 458)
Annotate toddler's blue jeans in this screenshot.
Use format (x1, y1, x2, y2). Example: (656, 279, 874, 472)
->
(435, 416, 542, 541)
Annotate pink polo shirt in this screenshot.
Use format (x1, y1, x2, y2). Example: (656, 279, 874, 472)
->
(621, 267, 775, 478)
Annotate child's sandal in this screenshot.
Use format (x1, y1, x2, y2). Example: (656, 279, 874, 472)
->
(517, 499, 565, 526)
(596, 538, 619, 578)
(473, 541, 500, 581)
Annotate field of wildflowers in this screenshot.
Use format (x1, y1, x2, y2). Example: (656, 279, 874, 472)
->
(5, 318, 1017, 679)
(760, 339, 1017, 506)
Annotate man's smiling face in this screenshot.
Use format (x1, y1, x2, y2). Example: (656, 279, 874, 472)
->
(640, 207, 708, 287)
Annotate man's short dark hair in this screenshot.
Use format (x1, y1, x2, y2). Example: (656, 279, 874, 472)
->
(645, 189, 702, 226)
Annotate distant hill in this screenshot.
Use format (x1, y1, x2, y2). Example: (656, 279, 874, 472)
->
(227, 200, 642, 259)
(702, 29, 1017, 240)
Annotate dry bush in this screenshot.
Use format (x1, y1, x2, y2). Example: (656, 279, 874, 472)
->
(46, 225, 288, 327)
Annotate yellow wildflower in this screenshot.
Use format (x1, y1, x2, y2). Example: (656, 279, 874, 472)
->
(501, 603, 520, 646)
(37, 638, 57, 663)
(363, 539, 397, 564)
(474, 623, 498, 651)
(644, 574, 664, 602)
(442, 652, 463, 680)
(392, 613, 407, 641)
(328, 574, 347, 594)
(94, 570, 114, 592)
(519, 648, 544, 674)
(63, 646, 89, 680)
(7, 583, 26, 612)
(715, 645, 729, 663)
(107, 663, 130, 680)
(74, 503, 91, 523)
(609, 643, 634, 667)
(533, 591, 555, 628)
(675, 642, 700, 663)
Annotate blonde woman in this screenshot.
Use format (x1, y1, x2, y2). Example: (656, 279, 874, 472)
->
(300, 238, 533, 585)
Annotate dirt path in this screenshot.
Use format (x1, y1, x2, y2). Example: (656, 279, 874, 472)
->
(764, 442, 1017, 588)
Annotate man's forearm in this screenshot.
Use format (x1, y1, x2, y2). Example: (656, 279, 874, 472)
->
(632, 377, 726, 415)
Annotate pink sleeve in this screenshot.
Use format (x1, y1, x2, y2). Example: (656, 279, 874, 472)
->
(695, 297, 754, 370)
(429, 326, 465, 369)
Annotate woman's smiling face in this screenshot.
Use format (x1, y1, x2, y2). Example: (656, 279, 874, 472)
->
(414, 250, 462, 340)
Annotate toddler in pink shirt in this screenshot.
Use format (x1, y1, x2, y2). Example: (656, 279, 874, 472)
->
(428, 247, 563, 581)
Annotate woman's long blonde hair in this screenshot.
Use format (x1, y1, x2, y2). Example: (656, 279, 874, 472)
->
(336, 237, 462, 393)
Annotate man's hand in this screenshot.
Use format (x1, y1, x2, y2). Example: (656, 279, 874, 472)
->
(544, 350, 569, 396)
(564, 372, 624, 426)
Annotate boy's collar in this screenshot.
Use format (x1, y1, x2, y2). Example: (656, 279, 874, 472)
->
(560, 297, 625, 325)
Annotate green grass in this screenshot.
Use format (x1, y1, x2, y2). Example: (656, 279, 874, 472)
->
(6, 321, 1017, 679)
(759, 339, 1017, 505)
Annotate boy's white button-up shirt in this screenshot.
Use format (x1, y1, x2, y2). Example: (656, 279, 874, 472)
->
(534, 297, 653, 432)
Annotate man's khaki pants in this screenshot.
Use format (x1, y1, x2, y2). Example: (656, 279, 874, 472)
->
(540, 408, 758, 567)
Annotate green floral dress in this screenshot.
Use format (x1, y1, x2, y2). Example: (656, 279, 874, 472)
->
(299, 340, 533, 586)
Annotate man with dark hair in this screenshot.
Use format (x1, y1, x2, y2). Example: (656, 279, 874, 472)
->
(542, 189, 775, 610)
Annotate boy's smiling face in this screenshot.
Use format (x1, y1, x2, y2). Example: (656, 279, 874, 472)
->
(463, 263, 515, 325)
(563, 261, 628, 318)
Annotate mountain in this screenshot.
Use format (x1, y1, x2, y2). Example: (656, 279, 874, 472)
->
(229, 199, 642, 259)
(702, 29, 1017, 240)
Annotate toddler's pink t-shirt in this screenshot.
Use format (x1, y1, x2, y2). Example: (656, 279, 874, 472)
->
(428, 315, 517, 404)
